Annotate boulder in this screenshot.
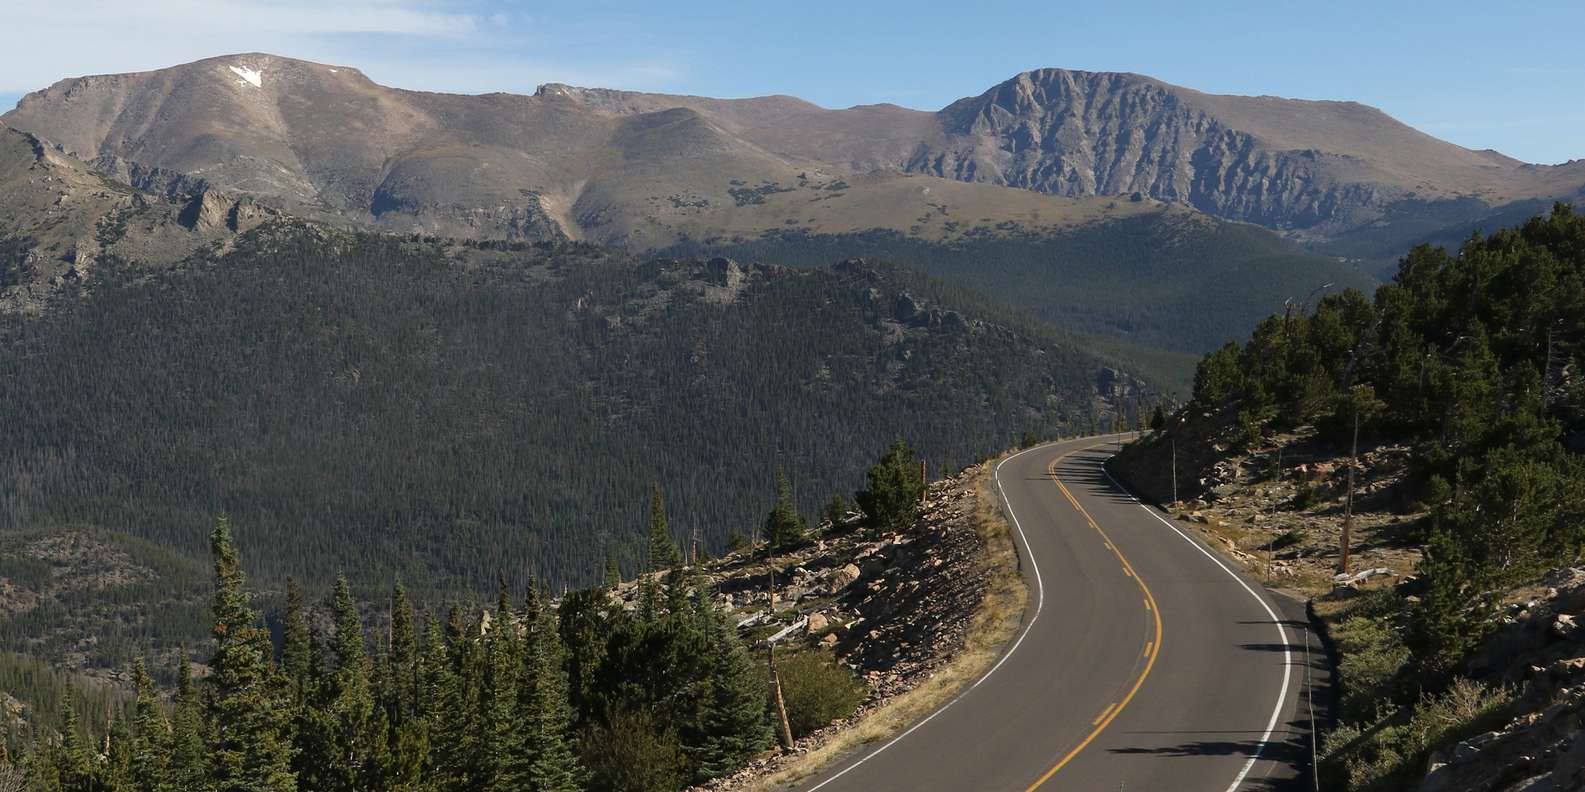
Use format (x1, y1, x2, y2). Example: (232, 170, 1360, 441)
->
(830, 563, 861, 589)
(806, 612, 830, 635)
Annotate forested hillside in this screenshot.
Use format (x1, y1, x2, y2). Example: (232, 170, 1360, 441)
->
(0, 222, 1150, 671)
(1146, 204, 1585, 789)
(660, 213, 1375, 356)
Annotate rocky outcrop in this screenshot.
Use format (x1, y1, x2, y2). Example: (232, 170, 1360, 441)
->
(909, 69, 1393, 233)
(1415, 569, 1585, 791)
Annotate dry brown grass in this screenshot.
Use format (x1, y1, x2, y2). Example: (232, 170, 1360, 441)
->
(741, 461, 1028, 791)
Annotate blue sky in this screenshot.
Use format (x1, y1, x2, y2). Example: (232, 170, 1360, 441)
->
(3, 0, 1582, 164)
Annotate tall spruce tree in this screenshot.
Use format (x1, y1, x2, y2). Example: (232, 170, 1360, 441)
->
(688, 579, 772, 780)
(433, 607, 483, 791)
(49, 696, 92, 792)
(308, 575, 386, 792)
(166, 651, 207, 792)
(281, 578, 312, 706)
(127, 660, 168, 791)
(763, 469, 809, 551)
(381, 584, 427, 788)
(479, 585, 522, 792)
(205, 518, 296, 792)
(517, 586, 583, 792)
(647, 484, 682, 572)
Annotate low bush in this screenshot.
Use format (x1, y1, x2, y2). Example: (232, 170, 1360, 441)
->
(777, 649, 867, 739)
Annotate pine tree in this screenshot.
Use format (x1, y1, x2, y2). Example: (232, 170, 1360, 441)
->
(432, 607, 483, 791)
(205, 518, 296, 792)
(822, 494, 849, 529)
(647, 484, 682, 572)
(50, 695, 92, 792)
(311, 575, 386, 792)
(166, 651, 207, 792)
(517, 586, 583, 792)
(415, 617, 452, 785)
(602, 555, 622, 589)
(381, 584, 427, 788)
(104, 709, 133, 791)
(764, 469, 808, 551)
(127, 659, 168, 791)
(855, 440, 924, 533)
(688, 579, 772, 780)
(479, 585, 522, 792)
(281, 578, 312, 706)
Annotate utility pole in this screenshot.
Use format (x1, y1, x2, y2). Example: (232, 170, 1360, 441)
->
(1171, 437, 1178, 506)
(1341, 404, 1359, 574)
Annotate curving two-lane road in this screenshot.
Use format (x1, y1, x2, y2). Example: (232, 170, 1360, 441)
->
(793, 436, 1324, 792)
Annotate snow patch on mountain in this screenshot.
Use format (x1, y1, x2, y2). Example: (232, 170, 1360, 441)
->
(228, 65, 263, 88)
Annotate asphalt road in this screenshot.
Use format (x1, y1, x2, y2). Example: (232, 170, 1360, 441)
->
(793, 436, 1325, 792)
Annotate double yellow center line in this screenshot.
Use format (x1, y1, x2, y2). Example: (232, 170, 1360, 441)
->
(1022, 449, 1165, 791)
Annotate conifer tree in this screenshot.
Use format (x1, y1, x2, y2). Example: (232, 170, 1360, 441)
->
(433, 606, 483, 790)
(416, 617, 452, 784)
(205, 518, 296, 792)
(603, 555, 622, 589)
(50, 696, 92, 792)
(647, 484, 682, 572)
(764, 469, 808, 551)
(688, 579, 773, 780)
(127, 659, 168, 791)
(311, 575, 386, 792)
(166, 651, 207, 792)
(381, 584, 427, 788)
(855, 440, 924, 533)
(281, 578, 312, 706)
(517, 585, 583, 792)
(104, 710, 133, 791)
(479, 585, 522, 792)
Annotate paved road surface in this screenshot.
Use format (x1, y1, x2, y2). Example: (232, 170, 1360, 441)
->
(793, 436, 1325, 792)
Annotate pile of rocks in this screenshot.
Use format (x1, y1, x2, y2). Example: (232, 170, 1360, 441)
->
(688, 465, 1005, 789)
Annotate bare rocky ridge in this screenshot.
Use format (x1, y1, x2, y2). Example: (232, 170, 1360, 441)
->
(0, 124, 275, 313)
(7, 55, 1578, 255)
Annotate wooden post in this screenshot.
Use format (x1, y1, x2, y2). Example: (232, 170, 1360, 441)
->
(768, 643, 795, 749)
(1341, 406, 1358, 574)
(920, 459, 928, 503)
(1171, 437, 1178, 506)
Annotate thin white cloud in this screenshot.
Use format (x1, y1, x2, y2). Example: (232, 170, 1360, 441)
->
(0, 0, 680, 97)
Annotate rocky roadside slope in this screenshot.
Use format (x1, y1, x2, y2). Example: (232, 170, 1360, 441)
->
(1110, 409, 1585, 791)
(645, 461, 1025, 790)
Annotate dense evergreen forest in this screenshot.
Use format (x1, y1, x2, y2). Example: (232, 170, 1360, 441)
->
(1181, 204, 1585, 781)
(0, 223, 1149, 670)
(658, 213, 1375, 356)
(1, 503, 873, 792)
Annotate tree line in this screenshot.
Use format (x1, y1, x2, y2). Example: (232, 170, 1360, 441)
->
(1188, 203, 1585, 678)
(1, 440, 933, 791)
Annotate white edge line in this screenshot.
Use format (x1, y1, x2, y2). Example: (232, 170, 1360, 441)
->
(802, 438, 1060, 791)
(1098, 457, 1292, 792)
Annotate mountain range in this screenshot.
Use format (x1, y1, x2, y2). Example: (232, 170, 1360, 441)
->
(6, 53, 1580, 259)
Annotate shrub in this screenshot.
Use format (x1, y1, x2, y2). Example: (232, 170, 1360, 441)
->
(580, 710, 686, 792)
(1267, 528, 1307, 551)
(776, 650, 867, 739)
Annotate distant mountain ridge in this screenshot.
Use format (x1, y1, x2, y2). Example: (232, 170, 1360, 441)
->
(6, 54, 1580, 258)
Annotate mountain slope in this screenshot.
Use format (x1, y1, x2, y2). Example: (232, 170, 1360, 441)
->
(569, 69, 1584, 254)
(9, 55, 1576, 260)
(0, 222, 1151, 620)
(0, 124, 274, 313)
